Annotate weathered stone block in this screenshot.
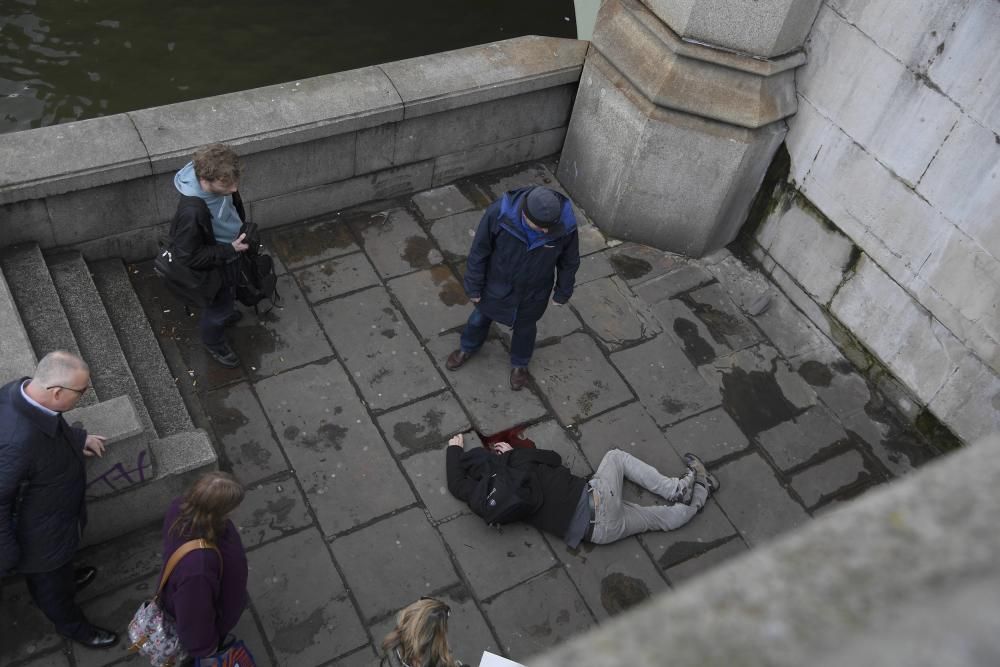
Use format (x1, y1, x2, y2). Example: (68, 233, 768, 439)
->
(432, 128, 567, 187)
(355, 123, 396, 174)
(927, 351, 1000, 444)
(571, 276, 660, 351)
(47, 177, 158, 247)
(239, 132, 356, 201)
(0, 198, 54, 247)
(0, 266, 36, 385)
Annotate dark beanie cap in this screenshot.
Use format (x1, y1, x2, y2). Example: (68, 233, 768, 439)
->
(523, 187, 562, 228)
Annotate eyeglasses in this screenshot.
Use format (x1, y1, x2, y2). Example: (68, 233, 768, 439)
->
(420, 596, 451, 618)
(47, 384, 93, 396)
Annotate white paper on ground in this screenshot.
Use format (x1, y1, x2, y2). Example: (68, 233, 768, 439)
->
(479, 650, 526, 667)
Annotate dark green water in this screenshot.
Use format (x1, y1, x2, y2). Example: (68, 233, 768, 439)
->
(0, 0, 576, 134)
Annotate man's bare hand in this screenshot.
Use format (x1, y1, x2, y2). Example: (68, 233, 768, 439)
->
(492, 442, 513, 455)
(83, 435, 107, 458)
(470, 297, 481, 304)
(448, 433, 464, 448)
(232, 233, 249, 253)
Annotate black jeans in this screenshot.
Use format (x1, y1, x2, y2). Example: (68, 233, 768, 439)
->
(199, 261, 238, 348)
(24, 562, 87, 638)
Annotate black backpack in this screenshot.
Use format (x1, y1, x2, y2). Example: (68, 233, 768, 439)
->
(467, 454, 543, 525)
(234, 221, 280, 314)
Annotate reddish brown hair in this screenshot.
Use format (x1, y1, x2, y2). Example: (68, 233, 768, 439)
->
(170, 471, 245, 544)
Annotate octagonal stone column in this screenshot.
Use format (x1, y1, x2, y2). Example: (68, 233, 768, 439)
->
(558, 0, 821, 256)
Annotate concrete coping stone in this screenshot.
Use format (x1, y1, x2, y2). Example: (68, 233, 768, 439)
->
(603, 0, 806, 77)
(0, 114, 151, 205)
(63, 394, 144, 444)
(0, 264, 36, 384)
(380, 35, 588, 120)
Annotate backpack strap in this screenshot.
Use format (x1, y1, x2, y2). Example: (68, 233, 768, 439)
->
(154, 538, 222, 600)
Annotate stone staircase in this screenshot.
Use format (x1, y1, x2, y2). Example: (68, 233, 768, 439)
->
(0, 243, 216, 546)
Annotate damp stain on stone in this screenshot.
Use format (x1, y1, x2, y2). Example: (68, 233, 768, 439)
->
(600, 572, 651, 615)
(438, 280, 468, 307)
(682, 299, 749, 346)
(271, 607, 327, 654)
(798, 360, 833, 387)
(252, 496, 297, 525)
(381, 328, 397, 339)
(270, 221, 354, 265)
(661, 397, 688, 414)
(381, 307, 399, 322)
(402, 235, 436, 269)
(673, 317, 715, 365)
(283, 425, 300, 441)
(526, 622, 553, 637)
(720, 368, 800, 435)
(577, 388, 600, 417)
(393, 408, 446, 452)
(294, 422, 348, 452)
(239, 440, 271, 466)
(207, 401, 250, 437)
(610, 253, 652, 281)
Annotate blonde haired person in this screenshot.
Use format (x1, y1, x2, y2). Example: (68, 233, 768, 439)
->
(378, 597, 465, 667)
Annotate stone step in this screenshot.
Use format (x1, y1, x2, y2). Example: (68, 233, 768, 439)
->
(0, 243, 97, 407)
(90, 258, 194, 437)
(82, 429, 217, 547)
(0, 262, 36, 385)
(46, 252, 155, 435)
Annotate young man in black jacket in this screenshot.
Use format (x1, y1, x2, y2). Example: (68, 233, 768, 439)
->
(170, 144, 250, 368)
(445, 433, 718, 547)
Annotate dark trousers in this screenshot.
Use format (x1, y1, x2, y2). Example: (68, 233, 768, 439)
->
(460, 307, 538, 367)
(24, 562, 86, 638)
(199, 262, 238, 348)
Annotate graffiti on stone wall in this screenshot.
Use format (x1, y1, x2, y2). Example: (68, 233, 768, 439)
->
(86, 449, 152, 498)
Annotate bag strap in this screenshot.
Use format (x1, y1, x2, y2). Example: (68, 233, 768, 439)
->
(155, 539, 222, 599)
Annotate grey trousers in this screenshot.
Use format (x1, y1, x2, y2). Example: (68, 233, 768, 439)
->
(588, 449, 708, 545)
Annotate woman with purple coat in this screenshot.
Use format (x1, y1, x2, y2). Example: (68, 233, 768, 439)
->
(160, 471, 249, 663)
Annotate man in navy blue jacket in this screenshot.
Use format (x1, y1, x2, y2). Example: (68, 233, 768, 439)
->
(446, 186, 581, 390)
(0, 351, 118, 649)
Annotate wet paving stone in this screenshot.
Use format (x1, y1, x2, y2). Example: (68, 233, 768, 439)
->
(351, 208, 443, 279)
(842, 409, 931, 477)
(611, 335, 720, 427)
(757, 405, 851, 472)
(663, 407, 750, 465)
(248, 529, 367, 665)
(571, 276, 660, 351)
(791, 450, 873, 509)
(368, 584, 499, 664)
(608, 243, 691, 286)
(388, 265, 471, 339)
(400, 447, 468, 520)
(532, 333, 633, 426)
(544, 535, 667, 621)
(412, 184, 477, 220)
(484, 568, 595, 661)
(663, 536, 749, 585)
(265, 215, 358, 270)
(437, 514, 557, 600)
(651, 297, 727, 366)
(332, 508, 459, 622)
(256, 360, 415, 536)
(377, 392, 470, 457)
(0, 580, 64, 664)
(713, 452, 810, 547)
(792, 352, 873, 421)
(294, 251, 380, 303)
(233, 476, 313, 548)
(639, 500, 739, 572)
(204, 381, 288, 485)
(680, 282, 763, 353)
(427, 209, 483, 261)
(427, 334, 548, 435)
(229, 273, 334, 380)
(315, 286, 445, 411)
(76, 524, 162, 602)
(633, 264, 715, 302)
(522, 420, 592, 477)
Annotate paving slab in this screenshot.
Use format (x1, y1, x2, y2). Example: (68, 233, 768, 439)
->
(388, 265, 471, 339)
(792, 352, 874, 421)
(496, 302, 582, 349)
(256, 361, 415, 536)
(790, 450, 874, 509)
(663, 407, 750, 465)
(712, 452, 810, 547)
(229, 273, 334, 380)
(294, 252, 380, 303)
(576, 402, 687, 506)
(331, 508, 459, 622)
(75, 579, 154, 667)
(545, 535, 667, 621)
(522, 420, 592, 477)
(651, 296, 727, 366)
(484, 568, 594, 661)
(204, 382, 288, 485)
(411, 184, 477, 220)
(574, 250, 616, 285)
(476, 162, 559, 200)
(571, 276, 660, 351)
(576, 219, 609, 257)
(400, 448, 468, 521)
(76, 524, 163, 602)
(428, 209, 484, 262)
(532, 333, 633, 426)
(663, 536, 750, 585)
(680, 282, 764, 352)
(611, 336, 720, 427)
(633, 264, 715, 302)
(427, 334, 548, 435)
(248, 529, 367, 665)
(315, 286, 445, 411)
(842, 409, 933, 477)
(377, 392, 470, 457)
(232, 476, 314, 549)
(437, 514, 557, 600)
(607, 243, 691, 286)
(368, 584, 499, 665)
(639, 501, 739, 572)
(265, 216, 358, 270)
(19, 650, 70, 667)
(0, 580, 63, 664)
(350, 208, 443, 279)
(757, 405, 851, 472)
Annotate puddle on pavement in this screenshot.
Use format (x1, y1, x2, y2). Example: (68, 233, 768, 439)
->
(609, 253, 652, 281)
(673, 317, 715, 365)
(600, 572, 650, 615)
(402, 235, 437, 269)
(206, 396, 250, 437)
(720, 367, 801, 435)
(430, 264, 468, 306)
(267, 219, 355, 266)
(797, 359, 833, 387)
(393, 408, 446, 452)
(680, 294, 750, 346)
(238, 440, 272, 467)
(283, 422, 347, 452)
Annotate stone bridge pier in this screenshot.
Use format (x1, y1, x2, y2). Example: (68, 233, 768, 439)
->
(559, 0, 822, 257)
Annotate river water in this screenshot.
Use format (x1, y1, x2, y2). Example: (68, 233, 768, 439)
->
(0, 0, 576, 135)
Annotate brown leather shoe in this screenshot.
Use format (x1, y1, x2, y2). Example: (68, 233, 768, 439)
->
(510, 366, 530, 391)
(446, 349, 472, 371)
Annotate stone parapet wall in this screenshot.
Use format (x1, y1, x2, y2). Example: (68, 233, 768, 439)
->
(0, 36, 586, 261)
(746, 0, 1000, 443)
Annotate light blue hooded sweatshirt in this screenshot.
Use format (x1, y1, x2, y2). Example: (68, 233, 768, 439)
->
(173, 162, 242, 245)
